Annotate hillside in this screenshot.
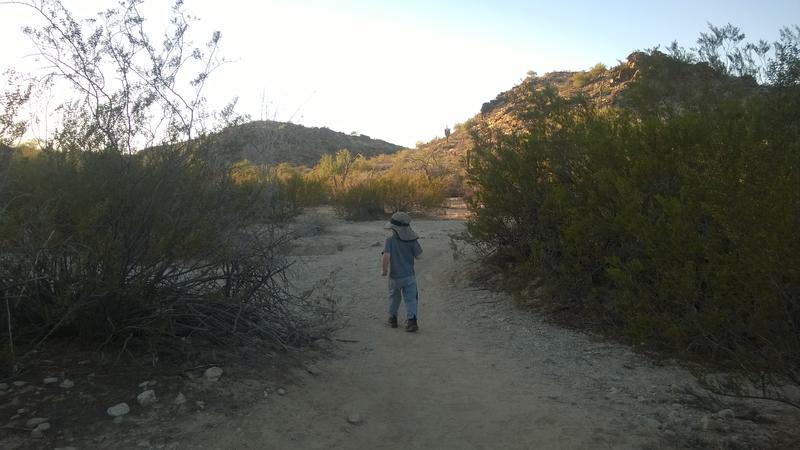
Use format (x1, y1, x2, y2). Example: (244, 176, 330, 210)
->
(213, 120, 404, 166)
(413, 50, 762, 164)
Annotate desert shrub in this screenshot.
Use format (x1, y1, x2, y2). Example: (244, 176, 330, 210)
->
(273, 164, 328, 208)
(333, 173, 448, 220)
(334, 178, 387, 220)
(0, 146, 336, 363)
(466, 77, 800, 386)
(571, 63, 607, 88)
(0, 1, 340, 372)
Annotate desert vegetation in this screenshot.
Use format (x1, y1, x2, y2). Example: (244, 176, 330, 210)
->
(464, 25, 800, 406)
(0, 0, 337, 375)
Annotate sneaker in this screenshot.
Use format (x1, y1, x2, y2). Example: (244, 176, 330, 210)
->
(405, 318, 418, 332)
(387, 316, 398, 328)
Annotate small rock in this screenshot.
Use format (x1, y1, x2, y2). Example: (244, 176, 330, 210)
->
(137, 389, 157, 406)
(0, 382, 8, 390)
(204, 367, 223, 381)
(107, 402, 131, 417)
(59, 379, 75, 389)
(12, 381, 26, 388)
(305, 364, 321, 376)
(138, 381, 151, 388)
(43, 377, 59, 385)
(16, 408, 28, 415)
(174, 392, 187, 405)
(347, 413, 362, 425)
(10, 414, 21, 420)
(33, 422, 51, 432)
(25, 417, 49, 428)
(277, 388, 287, 396)
(195, 401, 205, 410)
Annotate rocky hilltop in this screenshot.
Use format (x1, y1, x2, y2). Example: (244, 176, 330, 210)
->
(415, 51, 762, 164)
(213, 120, 404, 166)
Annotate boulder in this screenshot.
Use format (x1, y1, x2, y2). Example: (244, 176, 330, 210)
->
(204, 367, 223, 381)
(107, 402, 131, 417)
(137, 390, 157, 406)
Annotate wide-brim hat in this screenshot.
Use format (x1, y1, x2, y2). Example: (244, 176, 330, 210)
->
(384, 211, 419, 241)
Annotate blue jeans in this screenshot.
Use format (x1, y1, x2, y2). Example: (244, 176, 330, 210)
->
(388, 275, 418, 320)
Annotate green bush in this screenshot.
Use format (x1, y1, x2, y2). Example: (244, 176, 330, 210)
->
(0, 146, 334, 360)
(466, 79, 800, 380)
(571, 63, 607, 88)
(333, 173, 448, 220)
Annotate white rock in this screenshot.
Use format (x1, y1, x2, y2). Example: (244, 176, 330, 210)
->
(16, 408, 28, 415)
(25, 417, 49, 428)
(107, 402, 131, 417)
(34, 422, 51, 432)
(204, 367, 223, 381)
(59, 379, 75, 389)
(137, 389, 158, 406)
(174, 392, 187, 405)
(347, 413, 362, 425)
(277, 388, 287, 396)
(138, 381, 151, 388)
(43, 377, 59, 385)
(305, 364, 321, 376)
(12, 381, 26, 388)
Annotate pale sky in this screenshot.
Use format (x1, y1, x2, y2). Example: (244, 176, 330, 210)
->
(1, 0, 798, 147)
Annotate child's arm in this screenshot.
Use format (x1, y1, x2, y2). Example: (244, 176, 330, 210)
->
(381, 252, 390, 276)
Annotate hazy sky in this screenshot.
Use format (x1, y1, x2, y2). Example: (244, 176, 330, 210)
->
(1, 0, 798, 147)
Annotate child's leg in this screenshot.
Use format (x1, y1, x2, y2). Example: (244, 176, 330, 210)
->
(400, 276, 419, 320)
(388, 278, 402, 318)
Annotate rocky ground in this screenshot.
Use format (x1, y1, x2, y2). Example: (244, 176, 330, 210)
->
(1, 207, 798, 449)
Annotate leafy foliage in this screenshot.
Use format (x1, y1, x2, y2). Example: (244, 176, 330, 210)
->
(466, 61, 800, 393)
(0, 0, 336, 371)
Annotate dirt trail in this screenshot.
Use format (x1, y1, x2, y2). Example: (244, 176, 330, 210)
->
(182, 213, 795, 450)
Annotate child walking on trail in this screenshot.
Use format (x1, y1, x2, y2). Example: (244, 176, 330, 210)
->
(381, 211, 423, 332)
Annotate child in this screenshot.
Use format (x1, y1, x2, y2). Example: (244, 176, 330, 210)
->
(381, 211, 423, 332)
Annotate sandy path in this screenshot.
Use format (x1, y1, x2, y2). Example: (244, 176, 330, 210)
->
(181, 215, 773, 449)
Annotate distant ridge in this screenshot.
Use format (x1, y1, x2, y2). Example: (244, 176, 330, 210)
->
(214, 120, 404, 166)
